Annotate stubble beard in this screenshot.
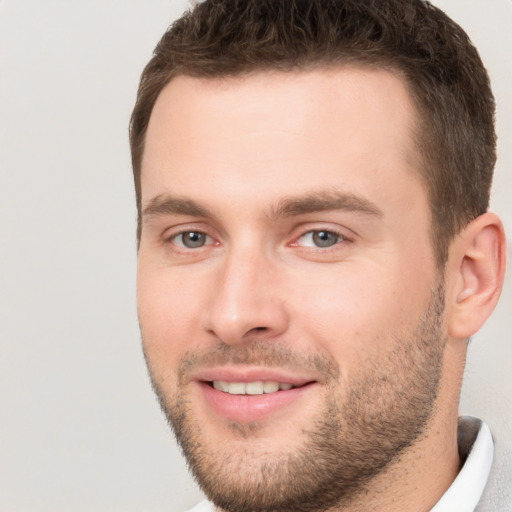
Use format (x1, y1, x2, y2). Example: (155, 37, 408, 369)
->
(144, 283, 446, 512)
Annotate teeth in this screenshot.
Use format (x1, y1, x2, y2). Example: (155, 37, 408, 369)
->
(213, 381, 229, 392)
(212, 380, 295, 395)
(263, 381, 280, 393)
(245, 382, 264, 395)
(229, 382, 246, 395)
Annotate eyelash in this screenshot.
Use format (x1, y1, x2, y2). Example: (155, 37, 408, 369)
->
(165, 230, 217, 250)
(291, 227, 352, 250)
(164, 226, 352, 253)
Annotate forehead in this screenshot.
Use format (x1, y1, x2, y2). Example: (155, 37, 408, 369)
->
(141, 67, 425, 212)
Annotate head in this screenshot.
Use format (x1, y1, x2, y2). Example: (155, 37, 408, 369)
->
(131, 0, 496, 266)
(132, 2, 505, 511)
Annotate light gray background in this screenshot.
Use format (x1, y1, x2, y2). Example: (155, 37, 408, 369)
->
(0, 1, 510, 511)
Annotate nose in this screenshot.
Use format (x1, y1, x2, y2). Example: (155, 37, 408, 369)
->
(202, 247, 289, 345)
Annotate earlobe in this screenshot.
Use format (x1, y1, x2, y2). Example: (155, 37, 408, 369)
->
(448, 212, 507, 339)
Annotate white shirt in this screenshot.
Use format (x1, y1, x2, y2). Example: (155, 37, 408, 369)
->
(187, 417, 494, 512)
(430, 417, 493, 512)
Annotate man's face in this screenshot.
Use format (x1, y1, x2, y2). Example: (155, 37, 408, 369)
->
(137, 69, 446, 511)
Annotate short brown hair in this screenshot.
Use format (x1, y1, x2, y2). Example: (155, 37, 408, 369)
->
(130, 0, 496, 264)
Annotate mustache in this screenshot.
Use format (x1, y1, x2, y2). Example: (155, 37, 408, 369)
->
(177, 341, 340, 384)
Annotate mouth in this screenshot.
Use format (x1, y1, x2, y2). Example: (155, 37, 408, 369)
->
(208, 380, 300, 395)
(198, 375, 318, 423)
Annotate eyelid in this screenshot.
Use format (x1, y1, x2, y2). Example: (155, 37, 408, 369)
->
(162, 223, 219, 248)
(289, 224, 355, 248)
(172, 231, 214, 249)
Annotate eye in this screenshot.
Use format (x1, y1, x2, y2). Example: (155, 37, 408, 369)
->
(172, 231, 212, 249)
(297, 230, 344, 248)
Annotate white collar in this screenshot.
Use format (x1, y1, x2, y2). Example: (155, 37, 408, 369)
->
(430, 417, 494, 512)
(188, 417, 494, 512)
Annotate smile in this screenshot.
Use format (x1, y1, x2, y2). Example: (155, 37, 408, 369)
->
(211, 380, 294, 395)
(200, 377, 317, 423)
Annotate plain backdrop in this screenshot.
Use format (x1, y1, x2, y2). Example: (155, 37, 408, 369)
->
(0, 1, 510, 511)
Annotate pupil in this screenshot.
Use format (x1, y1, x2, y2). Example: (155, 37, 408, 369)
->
(183, 232, 205, 248)
(313, 231, 337, 247)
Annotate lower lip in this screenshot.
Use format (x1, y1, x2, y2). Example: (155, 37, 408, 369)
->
(199, 382, 316, 423)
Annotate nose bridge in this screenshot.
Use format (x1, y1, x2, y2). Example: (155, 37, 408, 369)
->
(202, 240, 288, 344)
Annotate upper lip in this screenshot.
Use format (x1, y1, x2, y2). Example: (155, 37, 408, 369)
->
(189, 366, 318, 386)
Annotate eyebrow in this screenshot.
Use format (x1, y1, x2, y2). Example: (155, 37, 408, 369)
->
(141, 190, 383, 222)
(142, 195, 214, 221)
(268, 190, 383, 219)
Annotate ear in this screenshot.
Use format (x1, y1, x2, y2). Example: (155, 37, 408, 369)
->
(447, 212, 507, 339)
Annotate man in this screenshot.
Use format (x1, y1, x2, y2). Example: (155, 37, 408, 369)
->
(130, 1, 507, 510)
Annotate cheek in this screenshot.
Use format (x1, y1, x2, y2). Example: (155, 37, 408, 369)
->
(289, 263, 430, 367)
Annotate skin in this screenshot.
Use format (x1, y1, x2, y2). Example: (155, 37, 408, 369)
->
(136, 68, 505, 511)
